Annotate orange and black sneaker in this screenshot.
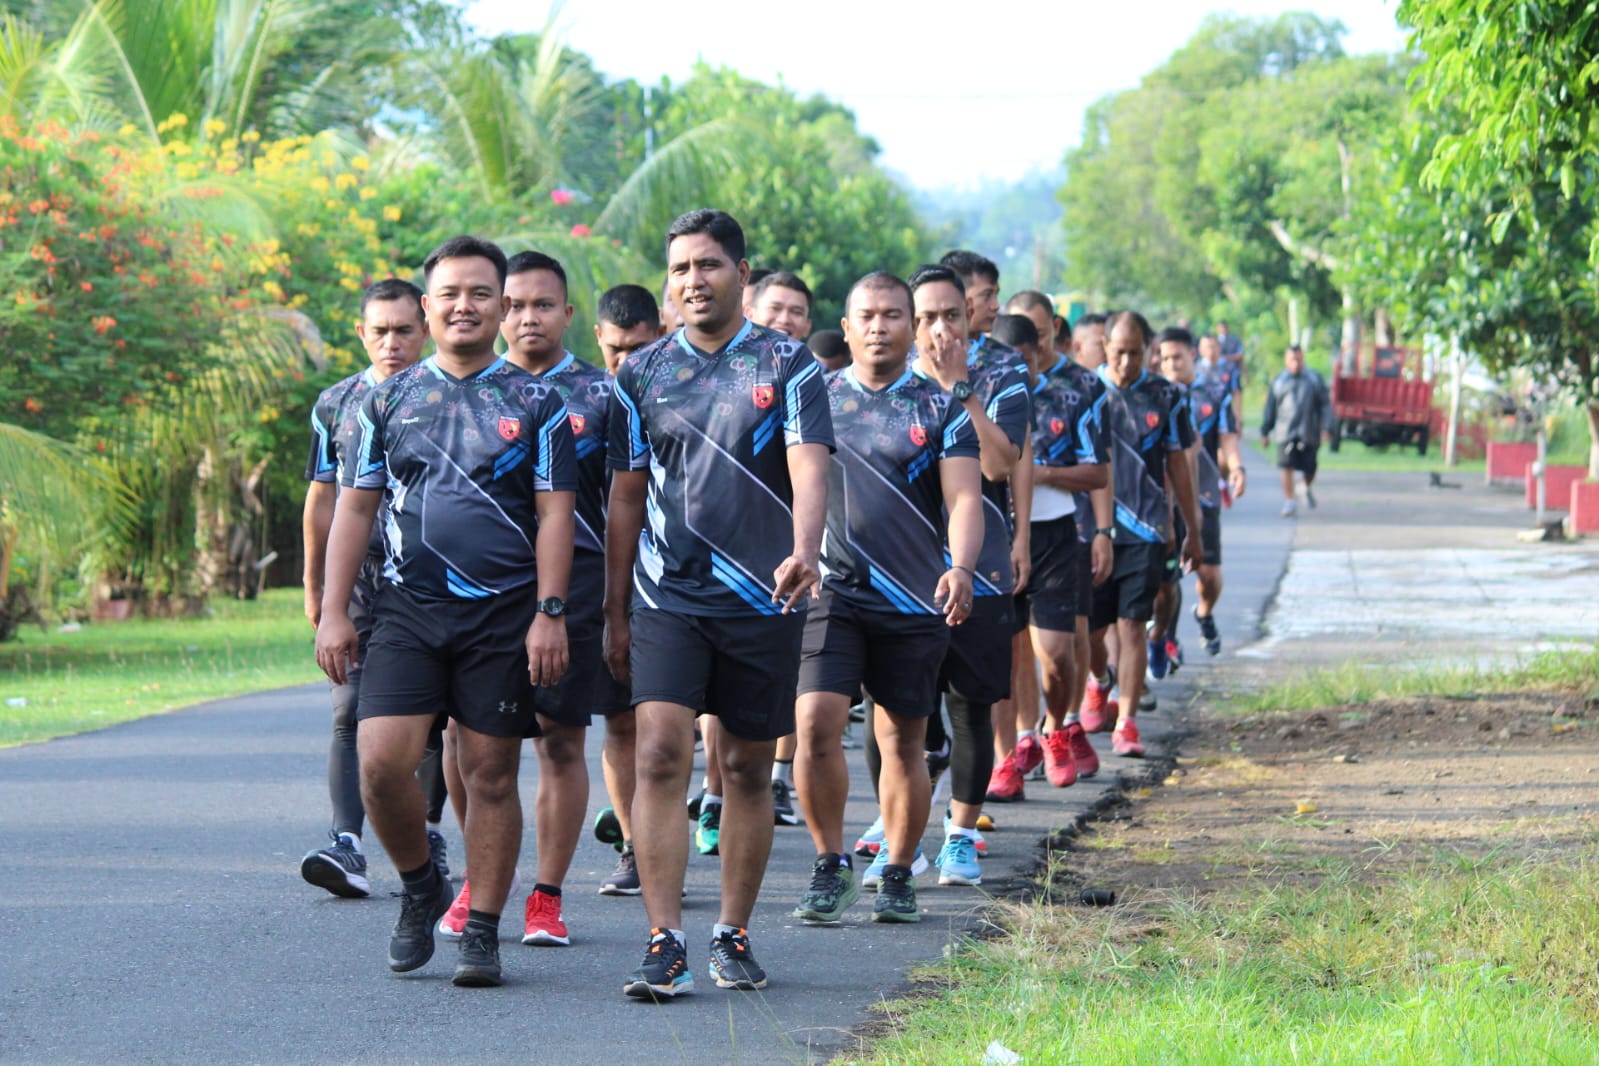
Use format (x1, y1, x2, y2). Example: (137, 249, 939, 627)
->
(708, 927, 767, 990)
(624, 928, 694, 1000)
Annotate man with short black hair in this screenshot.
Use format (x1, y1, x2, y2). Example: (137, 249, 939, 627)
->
(741, 266, 775, 316)
(808, 328, 850, 371)
(750, 270, 813, 342)
(605, 209, 833, 998)
(314, 235, 577, 988)
(1261, 345, 1332, 517)
(594, 284, 664, 375)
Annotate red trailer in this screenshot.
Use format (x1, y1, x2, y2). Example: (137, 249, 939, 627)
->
(1330, 345, 1434, 454)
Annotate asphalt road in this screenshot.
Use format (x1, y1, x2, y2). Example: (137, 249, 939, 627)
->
(0, 447, 1293, 1066)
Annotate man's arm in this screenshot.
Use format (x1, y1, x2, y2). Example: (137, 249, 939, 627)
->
(603, 470, 647, 683)
(1260, 377, 1278, 443)
(1009, 437, 1033, 593)
(1166, 450, 1203, 572)
(527, 490, 575, 687)
(772, 442, 830, 613)
(314, 487, 382, 685)
(302, 480, 335, 627)
(1033, 462, 1108, 493)
(935, 455, 983, 627)
(1089, 476, 1114, 585)
(1220, 431, 1246, 498)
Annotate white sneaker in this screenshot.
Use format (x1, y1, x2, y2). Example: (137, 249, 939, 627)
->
(1280, 499, 1297, 518)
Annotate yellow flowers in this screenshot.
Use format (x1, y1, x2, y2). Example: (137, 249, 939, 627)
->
(156, 113, 190, 134)
(334, 173, 358, 191)
(381, 205, 402, 222)
(351, 156, 370, 172)
(203, 119, 227, 138)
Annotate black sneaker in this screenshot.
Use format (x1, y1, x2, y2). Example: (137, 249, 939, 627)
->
(301, 831, 370, 898)
(452, 926, 502, 987)
(708, 927, 768, 990)
(925, 743, 951, 786)
(426, 828, 450, 880)
(771, 780, 801, 826)
(686, 789, 704, 821)
(387, 873, 451, 972)
(593, 806, 624, 851)
(793, 853, 859, 923)
(600, 848, 642, 896)
(871, 865, 920, 924)
(1194, 607, 1222, 655)
(624, 928, 694, 999)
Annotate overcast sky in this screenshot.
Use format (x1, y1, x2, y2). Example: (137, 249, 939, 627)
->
(463, 0, 1408, 192)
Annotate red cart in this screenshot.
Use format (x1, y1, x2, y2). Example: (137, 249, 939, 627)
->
(1330, 345, 1434, 455)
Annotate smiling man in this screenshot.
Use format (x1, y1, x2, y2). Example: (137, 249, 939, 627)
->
(605, 209, 833, 999)
(314, 235, 577, 988)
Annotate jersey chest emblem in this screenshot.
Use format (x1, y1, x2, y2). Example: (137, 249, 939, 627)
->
(1201, 404, 1214, 417)
(1050, 417, 1064, 435)
(569, 413, 585, 436)
(498, 417, 521, 441)
(1144, 412, 1160, 429)
(752, 384, 775, 409)
(909, 424, 927, 447)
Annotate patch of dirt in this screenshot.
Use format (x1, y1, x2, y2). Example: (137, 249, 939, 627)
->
(1057, 693, 1599, 901)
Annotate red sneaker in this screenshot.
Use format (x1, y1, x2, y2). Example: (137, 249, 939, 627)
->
(984, 753, 1026, 803)
(439, 878, 471, 939)
(522, 888, 570, 946)
(1081, 677, 1117, 733)
(1013, 733, 1044, 777)
(1041, 730, 1078, 787)
(1112, 719, 1145, 758)
(1064, 722, 1100, 778)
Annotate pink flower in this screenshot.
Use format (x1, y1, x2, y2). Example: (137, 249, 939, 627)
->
(550, 188, 574, 206)
(570, 223, 591, 237)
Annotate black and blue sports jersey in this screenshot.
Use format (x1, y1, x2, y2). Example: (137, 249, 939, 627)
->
(306, 367, 386, 558)
(818, 366, 980, 615)
(1097, 368, 1194, 544)
(1188, 373, 1235, 512)
(531, 351, 612, 556)
(607, 320, 835, 617)
(1031, 354, 1111, 528)
(345, 356, 577, 602)
(1197, 357, 1241, 397)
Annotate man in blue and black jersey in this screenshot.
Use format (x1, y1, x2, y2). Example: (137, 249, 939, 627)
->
(1197, 333, 1243, 435)
(1087, 311, 1201, 758)
(314, 236, 578, 989)
(299, 279, 449, 899)
(790, 271, 984, 925)
(604, 210, 833, 999)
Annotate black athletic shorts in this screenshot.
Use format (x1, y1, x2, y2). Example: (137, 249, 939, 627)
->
(1089, 541, 1167, 629)
(1201, 506, 1222, 567)
(1276, 439, 1318, 476)
(338, 556, 384, 688)
(358, 582, 542, 739)
(939, 594, 1013, 705)
(628, 607, 804, 741)
(531, 550, 630, 729)
(798, 589, 949, 717)
(1026, 516, 1080, 633)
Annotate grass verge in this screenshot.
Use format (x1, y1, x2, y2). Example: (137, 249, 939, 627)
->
(851, 850, 1599, 1065)
(1222, 645, 1599, 715)
(0, 587, 316, 747)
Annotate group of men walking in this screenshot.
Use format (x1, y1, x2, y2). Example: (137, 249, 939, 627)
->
(297, 208, 1259, 996)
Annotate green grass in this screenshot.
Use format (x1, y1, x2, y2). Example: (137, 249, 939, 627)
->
(0, 587, 318, 746)
(849, 851, 1599, 1065)
(1223, 646, 1599, 716)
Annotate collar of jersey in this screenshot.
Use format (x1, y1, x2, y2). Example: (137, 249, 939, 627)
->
(423, 354, 505, 382)
(1035, 354, 1068, 392)
(844, 364, 913, 394)
(538, 350, 577, 378)
(361, 367, 379, 387)
(674, 318, 755, 359)
(1097, 365, 1148, 391)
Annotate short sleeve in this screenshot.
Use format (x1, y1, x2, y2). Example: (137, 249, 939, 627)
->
(780, 352, 835, 450)
(531, 386, 578, 493)
(986, 363, 1032, 450)
(305, 391, 337, 483)
(606, 363, 651, 472)
(1167, 389, 1196, 451)
(343, 388, 388, 491)
(938, 398, 980, 461)
(1076, 384, 1112, 466)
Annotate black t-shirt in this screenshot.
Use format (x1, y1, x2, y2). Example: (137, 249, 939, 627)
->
(1098, 368, 1194, 544)
(529, 351, 613, 556)
(307, 367, 386, 558)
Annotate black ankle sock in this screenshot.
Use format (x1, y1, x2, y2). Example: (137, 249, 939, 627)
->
(533, 882, 562, 898)
(465, 909, 499, 934)
(399, 861, 439, 895)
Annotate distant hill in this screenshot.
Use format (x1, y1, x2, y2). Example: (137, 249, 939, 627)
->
(913, 168, 1066, 293)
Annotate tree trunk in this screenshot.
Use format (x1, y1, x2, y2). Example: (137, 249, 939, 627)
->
(1586, 397, 1599, 480)
(192, 447, 228, 602)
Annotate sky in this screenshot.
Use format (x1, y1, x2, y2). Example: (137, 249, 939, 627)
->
(463, 0, 1408, 192)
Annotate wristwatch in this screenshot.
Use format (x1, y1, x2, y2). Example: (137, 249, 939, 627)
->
(536, 596, 567, 618)
(950, 380, 974, 403)
(1094, 527, 1116, 540)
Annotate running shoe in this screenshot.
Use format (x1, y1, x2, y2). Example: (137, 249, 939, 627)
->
(522, 888, 570, 946)
(301, 831, 370, 898)
(940, 814, 988, 856)
(935, 833, 982, 886)
(1013, 733, 1044, 777)
(985, 752, 1026, 803)
(709, 928, 768, 990)
(696, 802, 721, 856)
(794, 853, 860, 923)
(1194, 607, 1222, 655)
(926, 743, 951, 786)
(771, 780, 801, 826)
(1081, 675, 1116, 733)
(426, 827, 450, 880)
(452, 925, 501, 988)
(686, 789, 704, 821)
(593, 806, 624, 851)
(440, 872, 521, 939)
(1280, 499, 1296, 518)
(1064, 721, 1100, 778)
(624, 929, 694, 999)
(1140, 688, 1158, 712)
(1041, 729, 1079, 788)
(1146, 637, 1170, 679)
(600, 848, 642, 896)
(854, 815, 886, 857)
(871, 865, 920, 923)
(861, 846, 928, 888)
(976, 812, 995, 831)
(388, 873, 451, 973)
(1112, 719, 1146, 758)
(1166, 638, 1183, 675)
(1306, 487, 1317, 509)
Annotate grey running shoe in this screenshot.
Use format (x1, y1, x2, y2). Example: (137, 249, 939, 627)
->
(452, 925, 502, 988)
(708, 928, 767, 990)
(387, 874, 451, 972)
(771, 780, 801, 826)
(793, 853, 859, 923)
(600, 848, 642, 896)
(871, 865, 920, 923)
(301, 831, 370, 898)
(625, 929, 694, 999)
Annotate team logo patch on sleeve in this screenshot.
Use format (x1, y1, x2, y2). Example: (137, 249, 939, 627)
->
(1145, 412, 1161, 428)
(909, 424, 927, 446)
(498, 417, 521, 440)
(569, 413, 585, 435)
(752, 384, 775, 409)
